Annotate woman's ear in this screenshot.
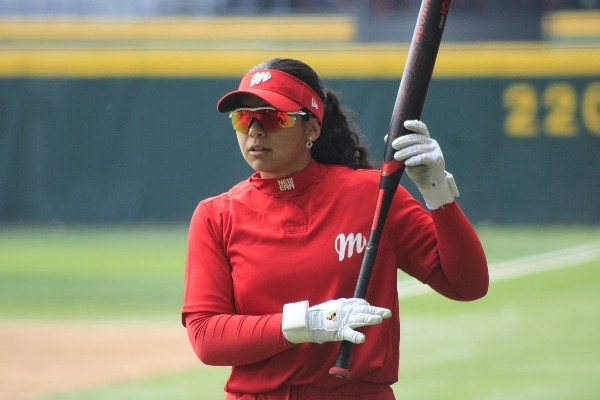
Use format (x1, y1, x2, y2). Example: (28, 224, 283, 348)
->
(307, 117, 321, 141)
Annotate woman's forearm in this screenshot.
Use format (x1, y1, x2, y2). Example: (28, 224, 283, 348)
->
(185, 311, 294, 366)
(426, 202, 489, 301)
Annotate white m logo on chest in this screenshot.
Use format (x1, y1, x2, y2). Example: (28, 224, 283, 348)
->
(335, 233, 367, 262)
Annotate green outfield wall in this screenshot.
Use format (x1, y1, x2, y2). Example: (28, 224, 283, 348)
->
(1, 44, 599, 223)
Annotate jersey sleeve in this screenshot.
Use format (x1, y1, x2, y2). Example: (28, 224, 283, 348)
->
(384, 186, 441, 281)
(425, 201, 489, 301)
(386, 187, 488, 301)
(182, 199, 294, 366)
(184, 311, 293, 366)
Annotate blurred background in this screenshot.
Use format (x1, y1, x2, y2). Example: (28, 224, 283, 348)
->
(0, 1, 599, 400)
(0, 0, 599, 223)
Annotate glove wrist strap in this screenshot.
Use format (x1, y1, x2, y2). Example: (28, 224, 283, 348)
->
(282, 300, 312, 344)
(419, 171, 459, 210)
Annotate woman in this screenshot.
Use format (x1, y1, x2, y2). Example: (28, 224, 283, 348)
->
(182, 58, 488, 399)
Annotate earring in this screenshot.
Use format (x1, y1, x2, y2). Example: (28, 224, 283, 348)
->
(306, 138, 314, 149)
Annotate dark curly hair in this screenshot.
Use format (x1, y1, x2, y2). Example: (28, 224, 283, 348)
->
(250, 58, 374, 170)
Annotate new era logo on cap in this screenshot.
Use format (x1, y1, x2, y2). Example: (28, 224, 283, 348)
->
(311, 97, 319, 110)
(250, 71, 272, 87)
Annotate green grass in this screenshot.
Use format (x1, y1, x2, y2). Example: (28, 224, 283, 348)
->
(475, 225, 600, 261)
(1, 224, 600, 399)
(0, 224, 188, 319)
(396, 259, 600, 399)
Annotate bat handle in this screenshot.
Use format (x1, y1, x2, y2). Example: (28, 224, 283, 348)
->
(328, 340, 353, 379)
(328, 184, 398, 380)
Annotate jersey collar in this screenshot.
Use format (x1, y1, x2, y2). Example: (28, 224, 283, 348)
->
(250, 160, 322, 200)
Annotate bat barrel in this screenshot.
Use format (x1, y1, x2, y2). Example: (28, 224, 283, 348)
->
(383, 0, 451, 165)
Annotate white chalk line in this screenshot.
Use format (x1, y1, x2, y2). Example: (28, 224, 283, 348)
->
(397, 243, 600, 299)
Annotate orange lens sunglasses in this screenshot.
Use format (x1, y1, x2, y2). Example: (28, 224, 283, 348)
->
(229, 107, 307, 134)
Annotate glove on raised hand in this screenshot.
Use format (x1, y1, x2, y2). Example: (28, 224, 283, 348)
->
(282, 298, 392, 345)
(390, 120, 459, 210)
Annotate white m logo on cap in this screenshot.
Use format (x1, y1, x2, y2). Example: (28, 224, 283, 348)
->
(250, 71, 272, 87)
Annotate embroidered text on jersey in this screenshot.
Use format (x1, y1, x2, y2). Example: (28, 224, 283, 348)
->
(278, 178, 295, 191)
(250, 71, 272, 87)
(335, 233, 367, 262)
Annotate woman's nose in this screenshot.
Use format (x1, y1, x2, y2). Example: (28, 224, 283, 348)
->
(247, 120, 266, 137)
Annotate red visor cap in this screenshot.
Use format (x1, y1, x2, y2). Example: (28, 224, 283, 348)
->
(217, 69, 324, 123)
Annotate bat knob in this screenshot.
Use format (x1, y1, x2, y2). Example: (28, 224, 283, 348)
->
(328, 366, 351, 379)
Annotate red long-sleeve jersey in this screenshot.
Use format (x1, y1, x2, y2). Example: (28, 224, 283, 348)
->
(182, 160, 488, 394)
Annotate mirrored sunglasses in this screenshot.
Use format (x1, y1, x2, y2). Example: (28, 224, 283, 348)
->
(229, 107, 307, 134)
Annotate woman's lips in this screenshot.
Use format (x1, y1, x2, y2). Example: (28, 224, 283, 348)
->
(248, 145, 271, 155)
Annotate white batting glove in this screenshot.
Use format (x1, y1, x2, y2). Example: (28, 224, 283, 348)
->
(282, 298, 391, 345)
(390, 120, 459, 210)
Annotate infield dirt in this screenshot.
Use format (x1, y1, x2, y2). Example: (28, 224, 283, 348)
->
(0, 321, 201, 400)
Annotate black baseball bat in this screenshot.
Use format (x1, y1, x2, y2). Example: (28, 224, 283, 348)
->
(329, 0, 453, 379)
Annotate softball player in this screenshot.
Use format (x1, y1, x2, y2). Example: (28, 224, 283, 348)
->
(182, 58, 489, 399)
